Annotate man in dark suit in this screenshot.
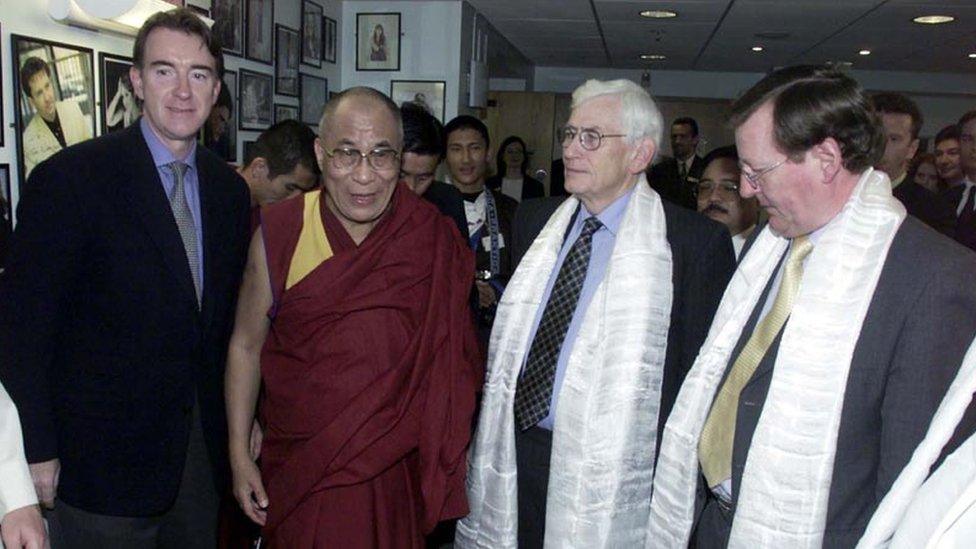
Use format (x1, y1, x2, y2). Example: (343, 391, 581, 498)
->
(648, 116, 705, 209)
(0, 9, 250, 548)
(944, 110, 976, 251)
(457, 79, 734, 548)
(649, 65, 976, 549)
(871, 92, 955, 236)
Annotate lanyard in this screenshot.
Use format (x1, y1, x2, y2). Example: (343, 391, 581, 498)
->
(468, 190, 501, 277)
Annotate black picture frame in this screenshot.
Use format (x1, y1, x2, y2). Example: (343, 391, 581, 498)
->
(390, 80, 446, 123)
(212, 0, 243, 56)
(275, 25, 299, 97)
(239, 69, 273, 131)
(274, 103, 299, 124)
(0, 163, 10, 271)
(12, 35, 96, 184)
(300, 73, 328, 127)
(98, 53, 140, 135)
(301, 0, 324, 68)
(245, 0, 274, 64)
(356, 13, 401, 71)
(323, 16, 337, 64)
(186, 0, 211, 17)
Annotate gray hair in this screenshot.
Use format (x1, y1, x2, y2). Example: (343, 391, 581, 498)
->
(571, 79, 663, 153)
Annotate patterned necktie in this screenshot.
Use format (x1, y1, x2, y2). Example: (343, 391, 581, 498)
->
(167, 161, 201, 306)
(679, 160, 688, 182)
(698, 235, 814, 488)
(514, 216, 603, 431)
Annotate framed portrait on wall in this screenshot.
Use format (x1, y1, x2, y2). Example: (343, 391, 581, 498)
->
(211, 0, 243, 56)
(186, 0, 212, 17)
(274, 104, 299, 124)
(390, 80, 446, 122)
(99, 53, 139, 135)
(323, 16, 337, 64)
(245, 0, 274, 64)
(1, 164, 10, 271)
(202, 69, 237, 162)
(301, 0, 323, 68)
(356, 13, 400, 71)
(12, 35, 95, 183)
(239, 69, 273, 131)
(300, 73, 328, 127)
(275, 25, 299, 97)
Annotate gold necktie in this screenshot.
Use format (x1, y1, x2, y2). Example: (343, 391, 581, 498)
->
(699, 235, 814, 489)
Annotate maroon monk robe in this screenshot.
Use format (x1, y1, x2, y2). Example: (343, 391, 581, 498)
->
(258, 183, 482, 547)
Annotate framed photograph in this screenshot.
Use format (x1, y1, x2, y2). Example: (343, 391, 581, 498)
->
(12, 35, 95, 182)
(356, 13, 400, 71)
(300, 73, 328, 127)
(390, 80, 446, 122)
(0, 164, 11, 271)
(274, 103, 299, 124)
(186, 0, 212, 17)
(98, 53, 139, 135)
(239, 69, 273, 131)
(301, 1, 323, 68)
(211, 0, 243, 56)
(275, 25, 299, 97)
(323, 16, 337, 64)
(202, 69, 237, 162)
(245, 0, 274, 64)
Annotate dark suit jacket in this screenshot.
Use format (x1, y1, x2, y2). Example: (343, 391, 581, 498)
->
(549, 159, 568, 197)
(892, 179, 955, 237)
(511, 195, 736, 441)
(693, 217, 976, 549)
(423, 181, 468, 239)
(0, 122, 251, 516)
(942, 184, 976, 251)
(486, 174, 545, 201)
(648, 155, 704, 211)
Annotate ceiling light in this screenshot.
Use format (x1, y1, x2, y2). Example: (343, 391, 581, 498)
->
(752, 46, 764, 52)
(640, 10, 678, 19)
(859, 49, 871, 56)
(640, 54, 667, 60)
(912, 15, 955, 25)
(969, 53, 976, 59)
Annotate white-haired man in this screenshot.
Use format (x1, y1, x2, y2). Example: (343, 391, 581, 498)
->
(456, 79, 735, 548)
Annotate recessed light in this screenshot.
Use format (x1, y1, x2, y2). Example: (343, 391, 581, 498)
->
(640, 54, 667, 60)
(640, 10, 677, 19)
(969, 53, 976, 59)
(752, 46, 764, 52)
(859, 49, 871, 56)
(912, 15, 955, 24)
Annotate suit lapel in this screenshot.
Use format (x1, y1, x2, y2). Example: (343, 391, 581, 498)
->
(116, 124, 199, 308)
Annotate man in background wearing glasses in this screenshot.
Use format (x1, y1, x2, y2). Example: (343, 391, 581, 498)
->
(224, 87, 481, 547)
(696, 145, 759, 259)
(651, 65, 976, 548)
(457, 79, 734, 548)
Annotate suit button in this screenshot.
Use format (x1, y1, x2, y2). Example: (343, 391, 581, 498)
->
(742, 400, 755, 407)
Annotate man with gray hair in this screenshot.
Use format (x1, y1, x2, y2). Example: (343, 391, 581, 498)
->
(224, 87, 481, 546)
(456, 79, 734, 547)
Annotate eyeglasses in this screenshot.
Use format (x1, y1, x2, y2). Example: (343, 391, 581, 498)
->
(558, 125, 627, 151)
(697, 180, 740, 194)
(739, 158, 786, 189)
(324, 147, 400, 171)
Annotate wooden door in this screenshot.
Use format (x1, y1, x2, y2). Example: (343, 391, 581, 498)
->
(485, 91, 556, 194)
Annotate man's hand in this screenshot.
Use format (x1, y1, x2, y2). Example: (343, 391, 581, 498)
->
(1, 504, 48, 549)
(475, 280, 497, 309)
(249, 419, 263, 461)
(28, 459, 60, 509)
(230, 454, 268, 526)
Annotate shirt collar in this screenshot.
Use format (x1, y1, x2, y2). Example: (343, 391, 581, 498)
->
(578, 186, 634, 237)
(140, 117, 197, 170)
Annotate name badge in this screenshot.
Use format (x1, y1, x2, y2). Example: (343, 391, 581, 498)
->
(483, 234, 505, 250)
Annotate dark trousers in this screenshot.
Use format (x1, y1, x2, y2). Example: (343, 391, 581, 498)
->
(515, 426, 553, 549)
(48, 403, 219, 549)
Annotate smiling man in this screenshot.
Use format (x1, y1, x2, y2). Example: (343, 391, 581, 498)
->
(0, 9, 251, 548)
(224, 87, 481, 547)
(457, 79, 734, 548)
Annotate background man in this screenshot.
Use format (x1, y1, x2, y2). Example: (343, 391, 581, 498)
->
(945, 110, 976, 251)
(0, 381, 46, 549)
(443, 115, 519, 344)
(225, 87, 480, 547)
(872, 92, 955, 235)
(458, 79, 734, 548)
(649, 116, 704, 209)
(650, 65, 976, 549)
(696, 145, 759, 258)
(0, 9, 251, 547)
(19, 57, 92, 178)
(934, 124, 963, 188)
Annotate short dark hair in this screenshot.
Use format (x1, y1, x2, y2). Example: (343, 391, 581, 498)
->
(495, 136, 529, 178)
(320, 87, 402, 144)
(19, 57, 50, 97)
(935, 124, 960, 146)
(245, 120, 320, 179)
(672, 117, 699, 137)
(133, 8, 223, 79)
(701, 145, 739, 171)
(729, 64, 883, 173)
(871, 92, 923, 140)
(401, 102, 444, 158)
(444, 115, 490, 148)
(959, 110, 976, 130)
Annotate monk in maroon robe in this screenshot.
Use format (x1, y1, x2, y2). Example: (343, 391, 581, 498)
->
(225, 87, 481, 548)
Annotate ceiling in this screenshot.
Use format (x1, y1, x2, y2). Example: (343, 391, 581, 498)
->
(464, 0, 976, 73)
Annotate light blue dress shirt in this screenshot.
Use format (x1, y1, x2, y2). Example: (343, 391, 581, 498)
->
(523, 187, 635, 430)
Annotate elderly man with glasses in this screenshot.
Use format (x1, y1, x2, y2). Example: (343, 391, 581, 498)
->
(224, 87, 482, 547)
(456, 79, 734, 548)
(696, 145, 760, 258)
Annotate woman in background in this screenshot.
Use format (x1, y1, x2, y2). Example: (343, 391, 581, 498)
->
(487, 135, 544, 202)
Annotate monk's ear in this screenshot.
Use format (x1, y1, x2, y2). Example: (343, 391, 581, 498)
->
(628, 137, 656, 175)
(812, 137, 843, 184)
